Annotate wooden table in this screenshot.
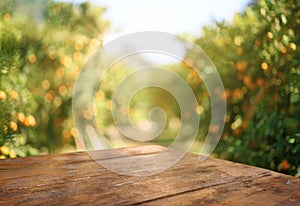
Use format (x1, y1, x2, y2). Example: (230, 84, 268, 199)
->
(0, 145, 299, 205)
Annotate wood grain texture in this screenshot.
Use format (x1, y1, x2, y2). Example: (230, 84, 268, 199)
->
(0, 145, 299, 206)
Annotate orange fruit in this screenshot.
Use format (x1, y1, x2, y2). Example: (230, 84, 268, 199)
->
(17, 113, 25, 123)
(24, 115, 36, 127)
(9, 90, 18, 99)
(28, 54, 37, 64)
(9, 121, 18, 131)
(236, 60, 248, 72)
(0, 90, 7, 100)
(281, 159, 289, 170)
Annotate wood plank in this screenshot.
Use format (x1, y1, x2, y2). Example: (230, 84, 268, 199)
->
(139, 170, 300, 205)
(0, 145, 299, 205)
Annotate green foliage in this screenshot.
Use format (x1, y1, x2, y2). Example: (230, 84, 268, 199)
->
(0, 23, 39, 157)
(0, 0, 109, 157)
(195, 0, 300, 176)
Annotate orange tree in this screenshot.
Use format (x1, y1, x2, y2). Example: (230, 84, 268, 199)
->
(194, 0, 299, 176)
(0, 0, 109, 157)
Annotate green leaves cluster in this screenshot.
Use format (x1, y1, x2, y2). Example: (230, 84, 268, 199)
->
(0, 0, 108, 157)
(196, 0, 299, 176)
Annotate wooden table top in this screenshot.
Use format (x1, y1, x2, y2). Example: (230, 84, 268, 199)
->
(0, 145, 299, 205)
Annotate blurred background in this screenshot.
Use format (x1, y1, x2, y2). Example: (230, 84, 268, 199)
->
(0, 0, 299, 177)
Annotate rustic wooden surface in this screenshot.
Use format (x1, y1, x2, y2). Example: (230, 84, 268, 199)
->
(0, 145, 299, 206)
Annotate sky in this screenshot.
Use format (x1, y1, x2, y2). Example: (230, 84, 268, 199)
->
(63, 0, 252, 42)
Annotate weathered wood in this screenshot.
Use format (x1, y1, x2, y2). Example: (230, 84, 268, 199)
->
(0, 145, 299, 205)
